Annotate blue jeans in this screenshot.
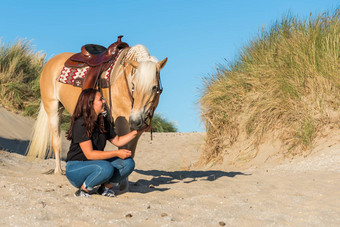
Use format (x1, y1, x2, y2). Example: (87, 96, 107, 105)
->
(65, 157, 135, 190)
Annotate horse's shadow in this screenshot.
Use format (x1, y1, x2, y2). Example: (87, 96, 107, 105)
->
(0, 136, 69, 160)
(0, 137, 29, 156)
(128, 169, 250, 194)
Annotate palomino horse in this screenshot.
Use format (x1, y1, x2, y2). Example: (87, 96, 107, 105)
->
(26, 44, 167, 176)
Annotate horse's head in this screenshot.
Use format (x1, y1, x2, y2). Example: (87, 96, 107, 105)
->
(126, 57, 167, 130)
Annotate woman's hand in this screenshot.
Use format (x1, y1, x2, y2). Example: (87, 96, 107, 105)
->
(137, 124, 152, 134)
(110, 124, 152, 147)
(117, 149, 132, 159)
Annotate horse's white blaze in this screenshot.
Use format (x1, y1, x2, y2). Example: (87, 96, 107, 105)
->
(130, 108, 144, 122)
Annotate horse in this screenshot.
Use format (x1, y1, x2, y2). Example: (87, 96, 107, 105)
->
(26, 43, 167, 177)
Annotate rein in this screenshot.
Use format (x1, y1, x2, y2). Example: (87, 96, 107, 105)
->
(145, 73, 163, 140)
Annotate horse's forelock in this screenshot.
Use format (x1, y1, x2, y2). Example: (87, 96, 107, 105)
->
(127, 45, 158, 93)
(135, 61, 157, 93)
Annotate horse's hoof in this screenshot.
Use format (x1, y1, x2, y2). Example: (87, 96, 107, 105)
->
(43, 169, 55, 175)
(54, 169, 65, 175)
(43, 169, 65, 175)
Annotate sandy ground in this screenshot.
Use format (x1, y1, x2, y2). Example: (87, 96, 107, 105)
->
(0, 105, 340, 226)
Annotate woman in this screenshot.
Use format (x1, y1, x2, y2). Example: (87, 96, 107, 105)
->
(65, 88, 148, 198)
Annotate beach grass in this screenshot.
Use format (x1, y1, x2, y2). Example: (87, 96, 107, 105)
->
(0, 39, 45, 116)
(199, 8, 340, 164)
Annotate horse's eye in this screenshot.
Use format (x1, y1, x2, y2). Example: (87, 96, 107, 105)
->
(152, 86, 158, 92)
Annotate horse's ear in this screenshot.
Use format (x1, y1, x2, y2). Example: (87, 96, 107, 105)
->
(126, 60, 139, 69)
(157, 57, 168, 70)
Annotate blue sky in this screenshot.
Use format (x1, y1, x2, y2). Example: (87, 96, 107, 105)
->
(0, 0, 338, 132)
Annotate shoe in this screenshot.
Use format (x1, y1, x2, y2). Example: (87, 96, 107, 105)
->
(74, 188, 91, 198)
(97, 185, 116, 197)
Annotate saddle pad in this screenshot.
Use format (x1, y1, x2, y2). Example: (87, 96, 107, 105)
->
(57, 61, 113, 86)
(57, 48, 124, 87)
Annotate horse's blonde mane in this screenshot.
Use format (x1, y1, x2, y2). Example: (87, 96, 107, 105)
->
(126, 45, 158, 93)
(126, 45, 158, 63)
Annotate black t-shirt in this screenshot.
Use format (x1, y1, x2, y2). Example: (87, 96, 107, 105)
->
(65, 116, 116, 162)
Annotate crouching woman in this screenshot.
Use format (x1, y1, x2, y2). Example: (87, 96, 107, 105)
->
(65, 88, 148, 198)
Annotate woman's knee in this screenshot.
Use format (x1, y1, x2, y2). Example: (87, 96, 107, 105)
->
(98, 161, 115, 179)
(125, 158, 135, 170)
(121, 158, 135, 174)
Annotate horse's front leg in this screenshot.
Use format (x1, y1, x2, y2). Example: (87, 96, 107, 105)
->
(113, 116, 139, 192)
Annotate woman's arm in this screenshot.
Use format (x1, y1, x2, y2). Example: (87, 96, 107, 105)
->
(110, 130, 138, 147)
(110, 124, 151, 147)
(80, 140, 131, 160)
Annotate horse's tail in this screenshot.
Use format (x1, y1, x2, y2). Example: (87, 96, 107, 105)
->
(26, 102, 53, 160)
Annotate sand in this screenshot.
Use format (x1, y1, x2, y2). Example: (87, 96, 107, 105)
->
(0, 106, 339, 226)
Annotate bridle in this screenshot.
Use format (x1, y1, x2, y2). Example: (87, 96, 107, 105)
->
(122, 60, 163, 139)
(102, 48, 162, 140)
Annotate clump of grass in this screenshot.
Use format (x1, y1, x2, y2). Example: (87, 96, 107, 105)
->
(0, 39, 45, 116)
(152, 113, 178, 132)
(200, 8, 340, 164)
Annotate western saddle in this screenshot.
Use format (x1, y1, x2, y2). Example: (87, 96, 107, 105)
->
(64, 35, 129, 89)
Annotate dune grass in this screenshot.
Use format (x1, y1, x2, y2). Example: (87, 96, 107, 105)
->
(152, 113, 177, 132)
(199, 8, 340, 164)
(0, 39, 45, 116)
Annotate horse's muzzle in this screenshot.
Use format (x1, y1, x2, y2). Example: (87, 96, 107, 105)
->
(129, 112, 146, 130)
(129, 108, 153, 130)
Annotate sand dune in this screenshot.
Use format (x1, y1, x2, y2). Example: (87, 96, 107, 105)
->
(0, 106, 339, 226)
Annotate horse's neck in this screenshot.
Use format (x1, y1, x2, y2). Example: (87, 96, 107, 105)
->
(106, 45, 152, 129)
(107, 50, 134, 121)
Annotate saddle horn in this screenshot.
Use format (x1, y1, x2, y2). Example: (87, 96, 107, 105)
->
(106, 35, 129, 57)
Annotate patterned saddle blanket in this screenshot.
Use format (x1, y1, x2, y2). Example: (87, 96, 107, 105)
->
(57, 48, 123, 88)
(57, 64, 112, 88)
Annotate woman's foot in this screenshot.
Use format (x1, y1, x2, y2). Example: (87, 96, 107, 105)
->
(74, 188, 91, 198)
(97, 185, 116, 197)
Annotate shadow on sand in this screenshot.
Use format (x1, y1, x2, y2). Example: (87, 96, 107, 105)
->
(0, 137, 69, 161)
(128, 169, 251, 194)
(0, 137, 30, 156)
(0, 137, 251, 195)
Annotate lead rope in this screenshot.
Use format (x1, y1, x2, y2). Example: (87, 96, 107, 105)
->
(150, 118, 153, 140)
(149, 75, 162, 140)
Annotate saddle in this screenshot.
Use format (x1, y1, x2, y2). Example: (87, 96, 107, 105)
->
(64, 35, 129, 89)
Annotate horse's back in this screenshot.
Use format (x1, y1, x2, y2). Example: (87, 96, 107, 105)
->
(40, 52, 72, 91)
(40, 52, 79, 113)
(40, 52, 73, 83)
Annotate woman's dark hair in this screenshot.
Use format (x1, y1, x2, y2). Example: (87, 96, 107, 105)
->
(66, 88, 106, 140)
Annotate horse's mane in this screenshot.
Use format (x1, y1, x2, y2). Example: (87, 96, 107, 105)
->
(126, 45, 158, 93)
(126, 45, 158, 63)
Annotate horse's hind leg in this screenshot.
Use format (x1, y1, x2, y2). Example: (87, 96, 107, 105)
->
(44, 100, 63, 174)
(54, 105, 65, 174)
